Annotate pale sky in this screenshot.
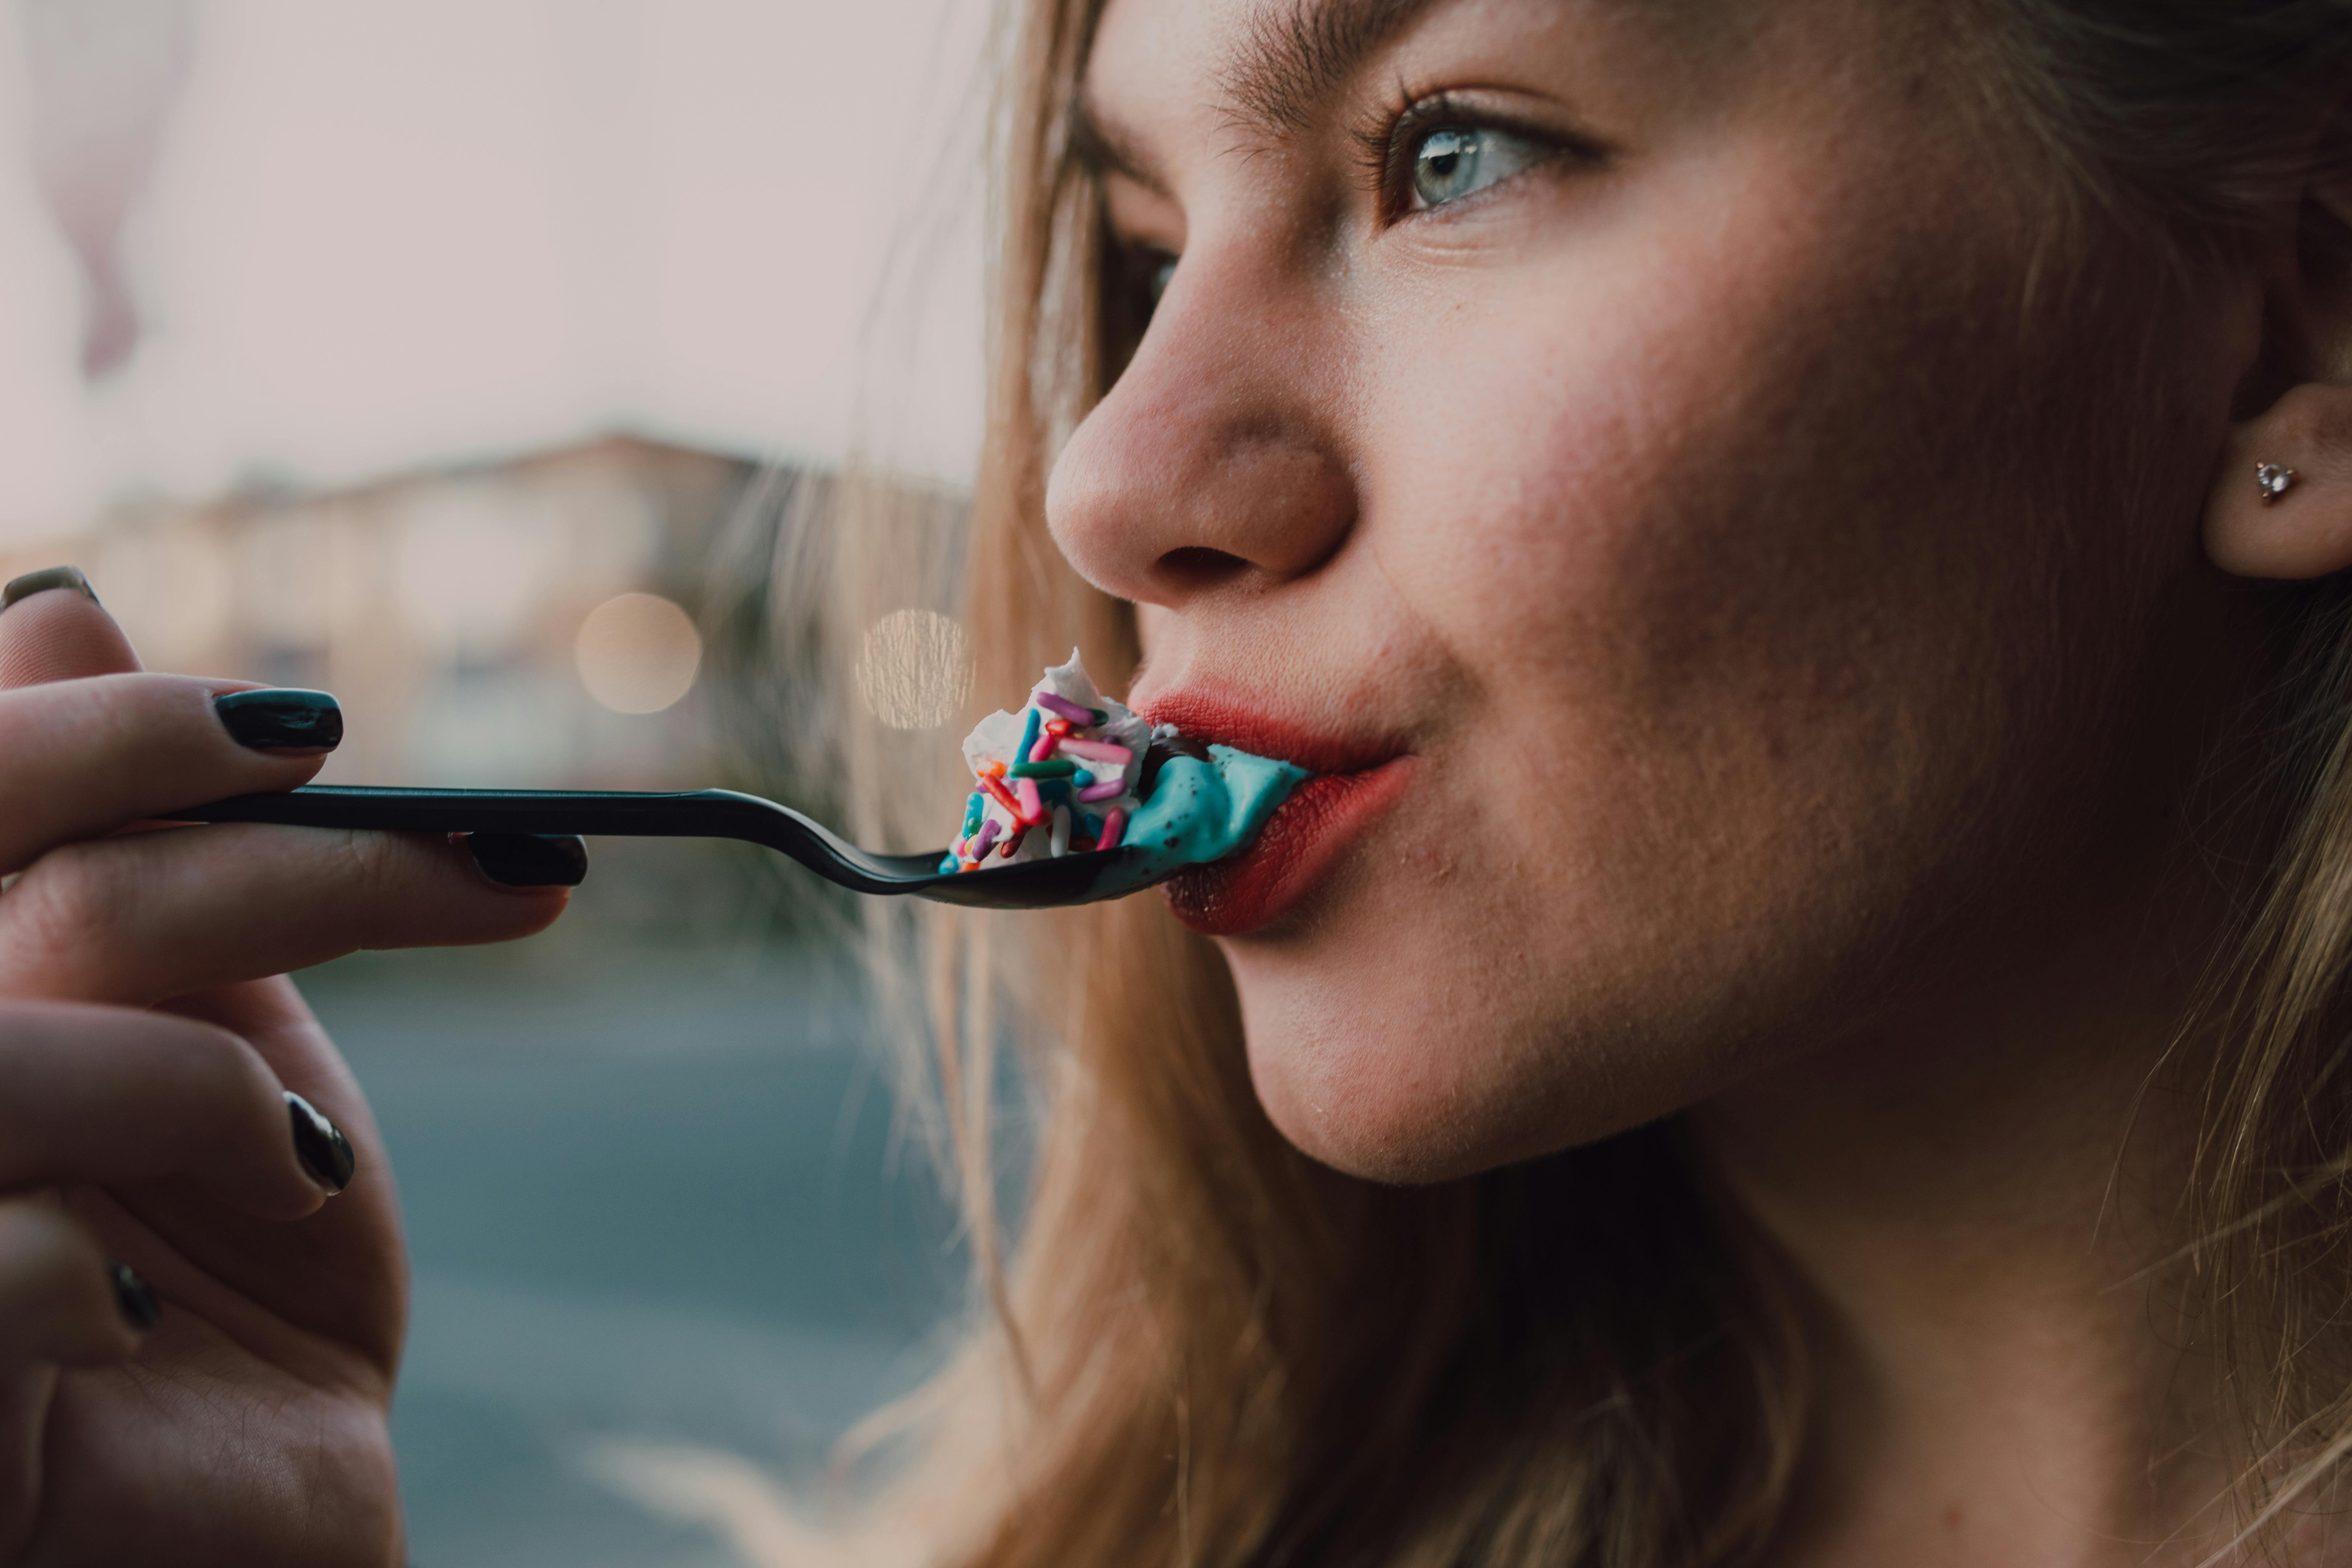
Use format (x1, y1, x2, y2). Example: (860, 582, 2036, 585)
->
(0, 0, 991, 542)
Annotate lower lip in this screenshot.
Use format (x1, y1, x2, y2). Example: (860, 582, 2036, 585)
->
(1161, 756, 1416, 937)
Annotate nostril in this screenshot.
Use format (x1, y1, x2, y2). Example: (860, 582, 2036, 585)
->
(1158, 546, 1249, 590)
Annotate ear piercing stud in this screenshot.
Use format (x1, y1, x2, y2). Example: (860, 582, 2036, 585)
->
(2258, 463, 2299, 505)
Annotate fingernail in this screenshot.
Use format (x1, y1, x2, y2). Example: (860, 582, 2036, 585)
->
(1, 565, 100, 612)
(285, 1092, 357, 1194)
(215, 688, 343, 753)
(110, 1262, 159, 1331)
(466, 832, 588, 889)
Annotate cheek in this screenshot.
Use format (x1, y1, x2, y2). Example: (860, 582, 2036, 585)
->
(1360, 160, 1952, 720)
(1362, 184, 1989, 915)
(1240, 158, 2120, 1178)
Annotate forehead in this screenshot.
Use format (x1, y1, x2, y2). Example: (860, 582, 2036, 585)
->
(1081, 0, 1769, 154)
(1077, 0, 2005, 227)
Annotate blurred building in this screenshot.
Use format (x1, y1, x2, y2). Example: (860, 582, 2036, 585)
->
(0, 432, 759, 791)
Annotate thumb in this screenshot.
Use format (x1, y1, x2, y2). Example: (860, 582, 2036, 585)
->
(0, 567, 143, 688)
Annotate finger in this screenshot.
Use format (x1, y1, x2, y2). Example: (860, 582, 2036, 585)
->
(0, 567, 140, 687)
(0, 1203, 146, 1368)
(0, 1004, 339, 1221)
(163, 981, 383, 1209)
(165, 981, 375, 1142)
(168, 978, 345, 1091)
(0, 1203, 148, 1552)
(0, 825, 575, 1005)
(0, 674, 338, 875)
(92, 987, 408, 1368)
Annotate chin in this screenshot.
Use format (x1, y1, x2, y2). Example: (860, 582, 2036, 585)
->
(1227, 950, 1662, 1186)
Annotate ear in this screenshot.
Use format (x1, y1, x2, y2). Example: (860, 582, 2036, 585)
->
(2204, 383, 2352, 579)
(2208, 115, 2352, 581)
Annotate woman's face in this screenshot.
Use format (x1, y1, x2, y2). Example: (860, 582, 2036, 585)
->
(1046, 0, 2259, 1181)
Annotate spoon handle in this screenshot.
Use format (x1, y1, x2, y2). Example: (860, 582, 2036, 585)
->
(173, 785, 1138, 908)
(173, 783, 946, 890)
(177, 785, 785, 840)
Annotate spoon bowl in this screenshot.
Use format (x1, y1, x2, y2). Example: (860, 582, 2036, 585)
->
(176, 786, 1150, 909)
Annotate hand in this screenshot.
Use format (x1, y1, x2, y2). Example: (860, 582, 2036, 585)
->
(0, 567, 580, 1565)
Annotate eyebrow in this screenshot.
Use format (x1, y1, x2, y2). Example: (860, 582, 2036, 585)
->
(1070, 0, 1445, 191)
(1220, 0, 1446, 135)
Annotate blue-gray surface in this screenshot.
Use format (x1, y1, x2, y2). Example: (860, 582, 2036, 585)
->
(303, 944, 967, 1568)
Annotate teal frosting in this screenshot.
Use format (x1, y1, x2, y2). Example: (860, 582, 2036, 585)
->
(1095, 744, 1311, 897)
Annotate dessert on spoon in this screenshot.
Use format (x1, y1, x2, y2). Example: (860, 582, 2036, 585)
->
(939, 650, 1307, 897)
(179, 652, 1307, 912)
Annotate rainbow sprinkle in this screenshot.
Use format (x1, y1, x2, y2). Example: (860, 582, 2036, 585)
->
(1033, 691, 1107, 727)
(946, 650, 1155, 873)
(938, 650, 1308, 888)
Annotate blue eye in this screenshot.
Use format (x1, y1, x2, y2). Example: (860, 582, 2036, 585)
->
(1118, 245, 1177, 326)
(1408, 124, 1547, 211)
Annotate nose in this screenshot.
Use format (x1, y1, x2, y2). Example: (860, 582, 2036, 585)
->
(1045, 258, 1357, 609)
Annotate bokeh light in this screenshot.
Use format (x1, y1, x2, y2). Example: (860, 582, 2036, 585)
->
(574, 590, 701, 714)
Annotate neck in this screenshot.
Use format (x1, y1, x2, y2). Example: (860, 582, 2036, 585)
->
(1685, 576, 2322, 1565)
(1694, 881, 2243, 1565)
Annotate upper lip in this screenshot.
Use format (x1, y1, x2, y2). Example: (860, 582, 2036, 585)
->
(1133, 688, 1409, 776)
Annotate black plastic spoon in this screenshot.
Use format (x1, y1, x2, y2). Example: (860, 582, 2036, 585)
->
(176, 786, 1143, 909)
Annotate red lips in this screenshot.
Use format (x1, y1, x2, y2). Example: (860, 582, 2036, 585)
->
(1135, 690, 1414, 937)
(1138, 692, 1402, 776)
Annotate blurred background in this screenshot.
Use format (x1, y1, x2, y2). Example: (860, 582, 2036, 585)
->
(0, 3, 996, 1563)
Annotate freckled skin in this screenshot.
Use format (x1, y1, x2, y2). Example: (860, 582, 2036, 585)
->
(1049, 0, 2260, 1182)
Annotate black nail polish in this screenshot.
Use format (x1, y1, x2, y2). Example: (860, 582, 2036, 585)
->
(467, 833, 588, 888)
(285, 1092, 357, 1194)
(215, 689, 343, 753)
(1, 565, 99, 612)
(110, 1262, 159, 1331)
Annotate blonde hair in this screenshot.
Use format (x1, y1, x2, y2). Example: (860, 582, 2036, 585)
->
(761, 2, 2352, 1563)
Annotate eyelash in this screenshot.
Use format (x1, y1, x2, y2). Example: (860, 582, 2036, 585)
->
(1102, 89, 1602, 333)
(1348, 86, 1594, 221)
